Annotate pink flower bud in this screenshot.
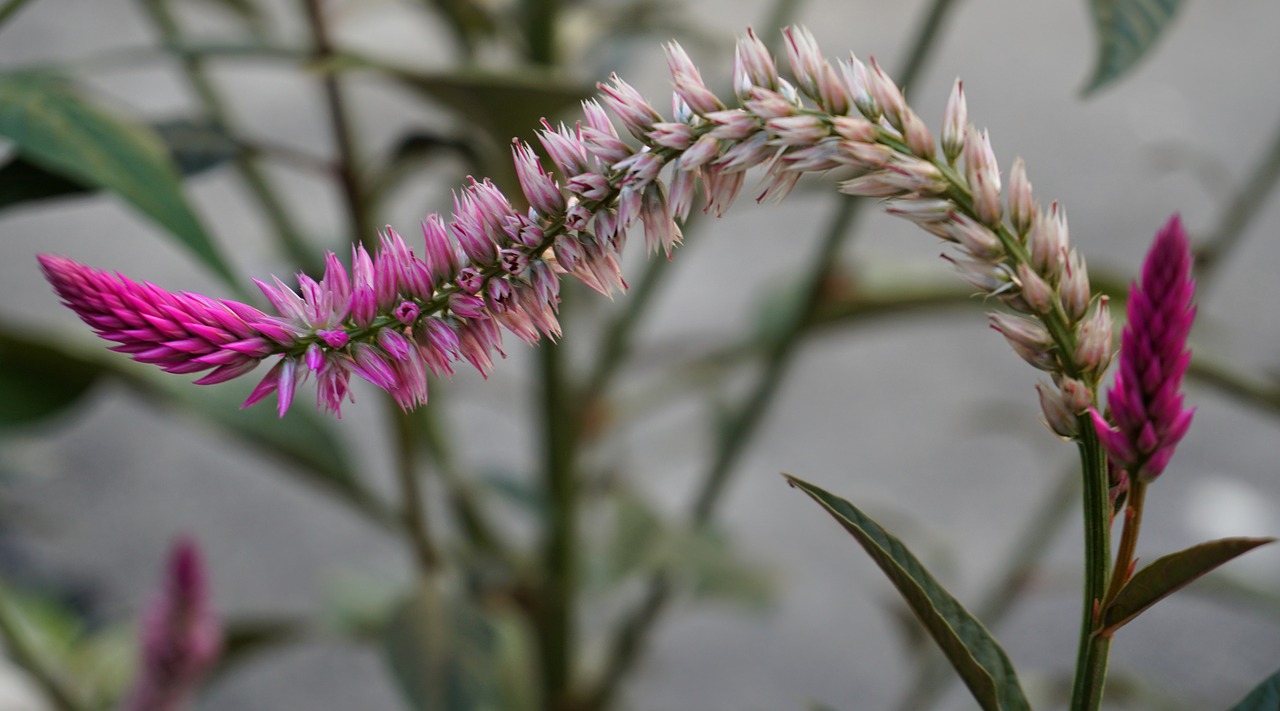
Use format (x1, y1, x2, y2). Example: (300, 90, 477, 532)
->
(941, 79, 967, 164)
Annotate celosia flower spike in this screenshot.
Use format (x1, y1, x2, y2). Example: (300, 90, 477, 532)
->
(1090, 215, 1197, 481)
(120, 537, 222, 711)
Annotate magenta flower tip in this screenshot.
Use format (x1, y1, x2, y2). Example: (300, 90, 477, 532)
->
(1094, 215, 1197, 481)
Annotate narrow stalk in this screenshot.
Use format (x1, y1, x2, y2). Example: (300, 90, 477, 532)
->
(415, 398, 510, 558)
(587, 3, 960, 705)
(140, 0, 317, 273)
(391, 402, 440, 573)
(537, 333, 578, 711)
(1070, 420, 1113, 711)
(0, 586, 85, 711)
(521, 0, 557, 66)
(1101, 479, 1149, 612)
(0, 0, 34, 28)
(1195, 112, 1280, 289)
(302, 0, 373, 248)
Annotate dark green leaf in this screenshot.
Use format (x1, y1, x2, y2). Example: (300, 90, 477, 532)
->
(0, 117, 240, 210)
(785, 475, 1031, 711)
(381, 582, 536, 711)
(0, 330, 102, 428)
(1101, 537, 1275, 633)
(0, 74, 236, 283)
(1083, 0, 1184, 95)
(188, 0, 267, 36)
(1230, 667, 1280, 711)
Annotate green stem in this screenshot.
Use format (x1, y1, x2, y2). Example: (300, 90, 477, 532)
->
(537, 333, 578, 711)
(302, 0, 373, 248)
(1070, 419, 1113, 711)
(140, 0, 318, 273)
(0, 586, 85, 711)
(390, 402, 440, 573)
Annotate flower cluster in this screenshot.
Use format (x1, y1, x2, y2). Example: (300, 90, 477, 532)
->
(121, 537, 221, 711)
(1090, 216, 1196, 482)
(41, 26, 1113, 425)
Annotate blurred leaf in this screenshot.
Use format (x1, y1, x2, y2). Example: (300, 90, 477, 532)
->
(1083, 0, 1184, 95)
(0, 117, 240, 210)
(0, 73, 236, 283)
(666, 527, 774, 611)
(381, 581, 536, 711)
(369, 129, 482, 204)
(1101, 536, 1275, 633)
(785, 475, 1031, 711)
(0, 330, 103, 428)
(1231, 667, 1280, 711)
(605, 492, 665, 584)
(320, 571, 405, 639)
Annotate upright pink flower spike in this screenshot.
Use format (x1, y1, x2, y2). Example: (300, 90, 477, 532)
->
(1090, 215, 1197, 481)
(121, 537, 222, 711)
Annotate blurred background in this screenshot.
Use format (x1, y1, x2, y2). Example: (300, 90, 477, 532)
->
(1, 0, 1279, 709)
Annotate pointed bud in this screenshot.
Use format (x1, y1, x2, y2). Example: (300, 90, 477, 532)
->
(1073, 295, 1114, 374)
(989, 312, 1057, 371)
(1029, 203, 1068, 279)
(1015, 263, 1055, 315)
(1007, 158, 1034, 236)
(1061, 249, 1091, 323)
(941, 79, 967, 164)
(964, 127, 1002, 226)
(1036, 381, 1078, 438)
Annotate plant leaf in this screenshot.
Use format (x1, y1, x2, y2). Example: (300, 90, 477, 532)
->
(0, 74, 236, 283)
(211, 616, 307, 680)
(1083, 0, 1185, 95)
(381, 581, 536, 711)
(1101, 536, 1275, 633)
(0, 330, 103, 428)
(1230, 667, 1280, 711)
(785, 474, 1031, 711)
(0, 117, 240, 210)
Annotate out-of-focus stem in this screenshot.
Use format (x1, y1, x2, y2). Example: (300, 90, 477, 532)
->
(537, 331, 578, 711)
(1195, 112, 1280, 290)
(1070, 422, 1113, 711)
(302, 0, 373, 248)
(0, 586, 85, 711)
(585, 2, 959, 707)
(390, 402, 440, 573)
(522, 0, 558, 66)
(140, 0, 317, 273)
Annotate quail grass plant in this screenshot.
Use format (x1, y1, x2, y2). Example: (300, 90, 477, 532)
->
(36, 25, 1264, 711)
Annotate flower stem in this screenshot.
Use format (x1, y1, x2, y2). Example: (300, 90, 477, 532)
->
(0, 585, 86, 711)
(391, 402, 440, 573)
(302, 0, 373, 249)
(1070, 419, 1113, 711)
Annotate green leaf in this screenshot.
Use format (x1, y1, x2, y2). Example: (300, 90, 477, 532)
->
(784, 474, 1031, 711)
(603, 491, 665, 584)
(0, 117, 240, 210)
(211, 616, 308, 680)
(1101, 536, 1275, 633)
(0, 74, 236, 283)
(0, 330, 103, 428)
(666, 527, 775, 611)
(381, 582, 536, 711)
(1083, 0, 1185, 95)
(1230, 667, 1280, 711)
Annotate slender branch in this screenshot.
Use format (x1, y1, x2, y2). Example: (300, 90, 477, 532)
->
(585, 2, 960, 707)
(139, 0, 318, 273)
(0, 586, 86, 711)
(521, 0, 558, 66)
(302, 0, 373, 248)
(390, 401, 440, 573)
(1194, 111, 1280, 290)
